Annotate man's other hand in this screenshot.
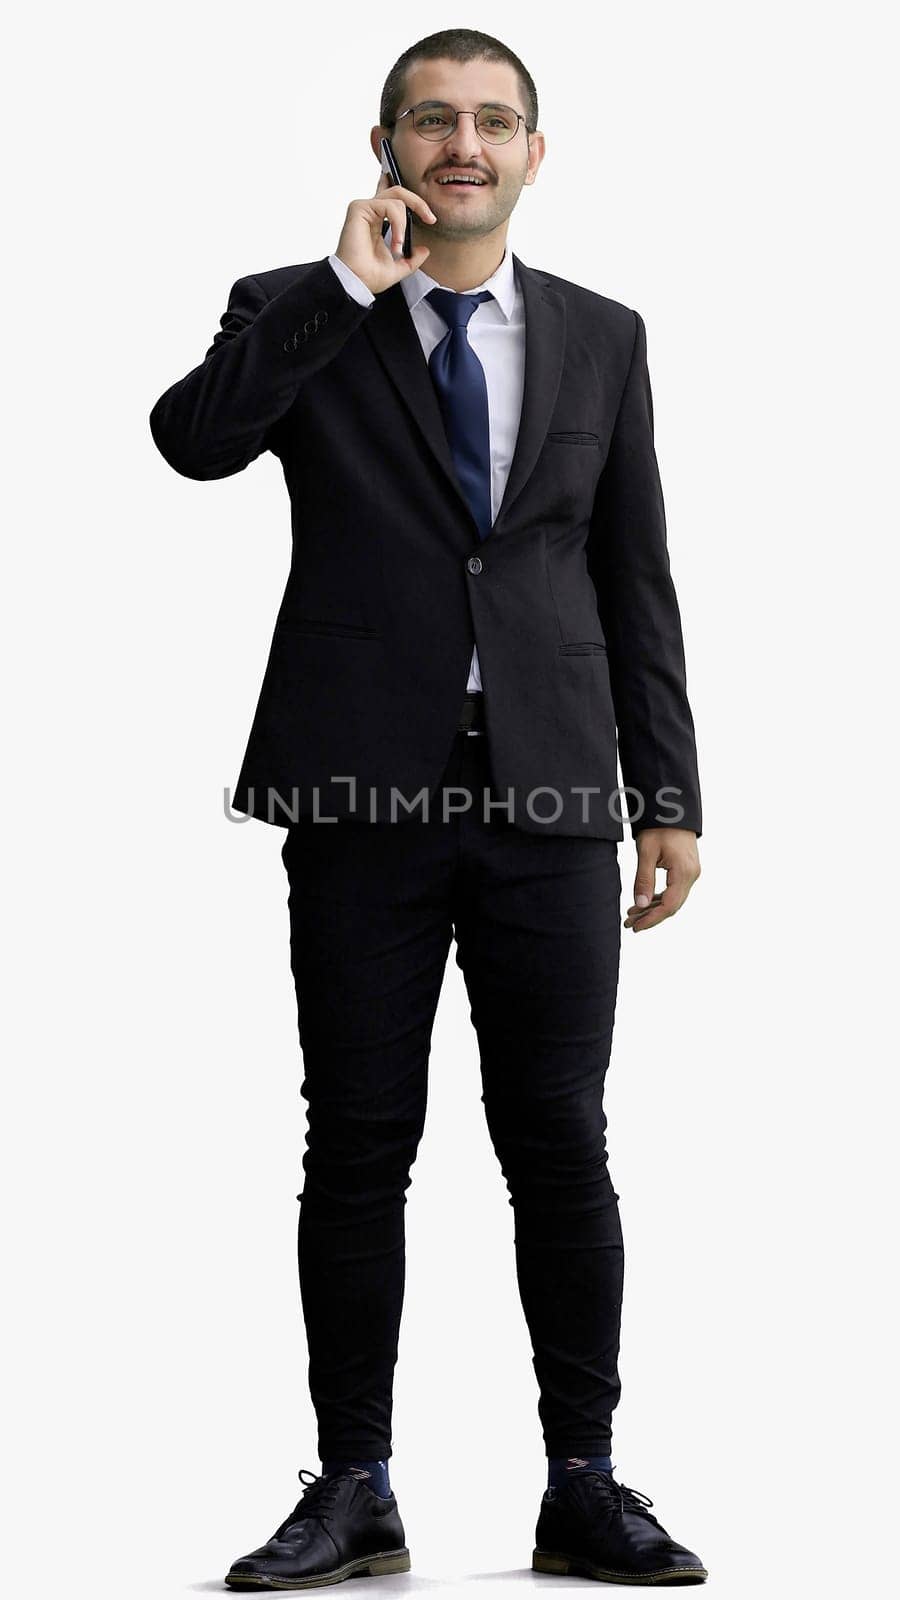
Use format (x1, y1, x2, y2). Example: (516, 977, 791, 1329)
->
(623, 828, 701, 933)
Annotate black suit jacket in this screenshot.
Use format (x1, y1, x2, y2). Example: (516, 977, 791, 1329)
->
(149, 253, 702, 839)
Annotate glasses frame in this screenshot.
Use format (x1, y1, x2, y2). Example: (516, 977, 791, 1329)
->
(392, 101, 533, 142)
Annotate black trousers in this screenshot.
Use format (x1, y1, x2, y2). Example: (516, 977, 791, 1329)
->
(280, 728, 624, 1462)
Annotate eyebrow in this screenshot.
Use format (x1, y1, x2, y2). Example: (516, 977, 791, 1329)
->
(409, 98, 525, 115)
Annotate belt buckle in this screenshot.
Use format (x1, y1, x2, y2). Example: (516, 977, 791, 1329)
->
(457, 693, 484, 734)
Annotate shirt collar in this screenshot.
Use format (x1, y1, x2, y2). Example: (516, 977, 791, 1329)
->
(401, 245, 517, 322)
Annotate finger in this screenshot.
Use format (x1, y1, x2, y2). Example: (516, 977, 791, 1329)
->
(387, 200, 409, 250)
(390, 242, 431, 274)
(386, 194, 435, 230)
(627, 905, 670, 932)
(387, 202, 431, 259)
(623, 892, 663, 929)
(627, 896, 674, 932)
(373, 181, 436, 221)
(632, 853, 659, 912)
(624, 891, 663, 915)
(627, 882, 685, 932)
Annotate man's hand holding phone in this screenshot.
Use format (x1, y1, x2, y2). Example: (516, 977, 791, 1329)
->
(334, 171, 434, 295)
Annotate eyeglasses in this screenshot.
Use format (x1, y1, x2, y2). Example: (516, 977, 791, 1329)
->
(393, 101, 531, 144)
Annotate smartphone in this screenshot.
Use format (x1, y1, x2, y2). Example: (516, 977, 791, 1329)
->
(379, 136, 413, 259)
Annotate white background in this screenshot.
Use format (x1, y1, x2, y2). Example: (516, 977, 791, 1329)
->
(4, 2, 897, 1595)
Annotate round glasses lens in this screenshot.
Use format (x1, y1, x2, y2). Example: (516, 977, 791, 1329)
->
(413, 103, 457, 138)
(475, 104, 520, 142)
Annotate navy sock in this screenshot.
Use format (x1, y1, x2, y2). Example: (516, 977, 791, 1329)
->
(321, 1458, 391, 1499)
(548, 1454, 613, 1490)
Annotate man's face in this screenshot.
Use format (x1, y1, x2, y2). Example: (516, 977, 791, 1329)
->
(380, 58, 544, 243)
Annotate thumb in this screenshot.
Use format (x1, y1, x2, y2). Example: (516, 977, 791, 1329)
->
(633, 853, 657, 909)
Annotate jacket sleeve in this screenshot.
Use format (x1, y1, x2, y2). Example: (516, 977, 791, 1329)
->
(148, 257, 373, 480)
(587, 308, 703, 839)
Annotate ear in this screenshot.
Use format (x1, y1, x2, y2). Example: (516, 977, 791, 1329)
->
(526, 130, 546, 184)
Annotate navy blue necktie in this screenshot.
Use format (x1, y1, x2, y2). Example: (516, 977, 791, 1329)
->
(426, 288, 494, 540)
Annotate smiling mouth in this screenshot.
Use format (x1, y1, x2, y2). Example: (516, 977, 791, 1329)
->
(432, 175, 488, 188)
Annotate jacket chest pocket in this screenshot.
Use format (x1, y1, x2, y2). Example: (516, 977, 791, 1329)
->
(546, 431, 601, 446)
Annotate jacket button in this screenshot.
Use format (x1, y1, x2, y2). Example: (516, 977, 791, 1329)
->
(466, 555, 483, 575)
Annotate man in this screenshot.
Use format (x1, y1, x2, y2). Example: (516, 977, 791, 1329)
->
(149, 26, 706, 1589)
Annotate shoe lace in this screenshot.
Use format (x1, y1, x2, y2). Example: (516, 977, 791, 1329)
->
(583, 1471, 662, 1525)
(274, 1468, 346, 1538)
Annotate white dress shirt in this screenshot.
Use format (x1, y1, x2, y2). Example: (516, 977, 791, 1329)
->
(327, 247, 525, 703)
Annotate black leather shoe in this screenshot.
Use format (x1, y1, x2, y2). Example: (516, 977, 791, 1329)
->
(225, 1467, 411, 1589)
(532, 1469, 707, 1585)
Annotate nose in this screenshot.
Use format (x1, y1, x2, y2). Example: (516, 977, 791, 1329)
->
(440, 115, 486, 167)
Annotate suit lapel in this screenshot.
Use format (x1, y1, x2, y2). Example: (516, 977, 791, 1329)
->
(362, 251, 567, 540)
(494, 255, 566, 530)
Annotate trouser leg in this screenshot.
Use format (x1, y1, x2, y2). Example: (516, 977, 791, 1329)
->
(281, 798, 455, 1461)
(451, 735, 624, 1456)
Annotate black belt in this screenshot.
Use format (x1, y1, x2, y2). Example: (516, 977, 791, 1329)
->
(457, 692, 486, 733)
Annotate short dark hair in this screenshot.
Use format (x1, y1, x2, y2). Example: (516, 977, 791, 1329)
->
(380, 27, 538, 135)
